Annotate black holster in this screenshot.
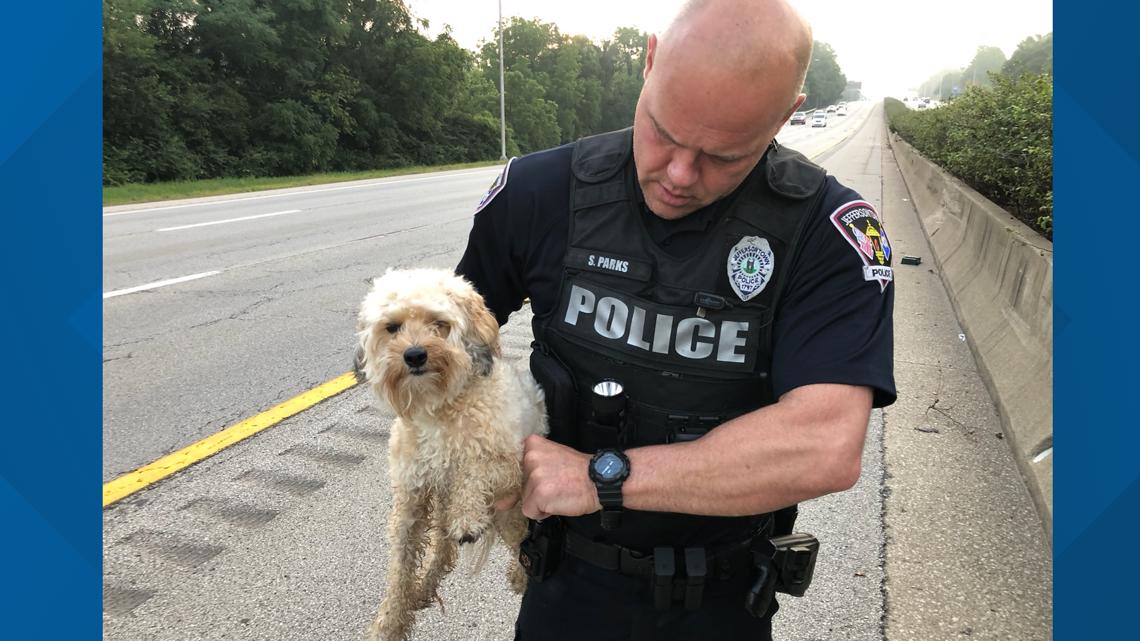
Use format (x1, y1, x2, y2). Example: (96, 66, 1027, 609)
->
(743, 527, 820, 618)
(771, 532, 819, 597)
(530, 342, 578, 447)
(518, 518, 565, 582)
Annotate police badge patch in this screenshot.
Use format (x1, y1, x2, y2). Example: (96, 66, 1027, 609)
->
(727, 236, 775, 301)
(473, 157, 515, 215)
(829, 200, 893, 292)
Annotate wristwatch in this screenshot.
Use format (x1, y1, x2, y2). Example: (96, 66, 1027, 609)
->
(588, 449, 631, 530)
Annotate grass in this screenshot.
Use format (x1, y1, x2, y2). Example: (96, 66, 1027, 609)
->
(103, 160, 506, 207)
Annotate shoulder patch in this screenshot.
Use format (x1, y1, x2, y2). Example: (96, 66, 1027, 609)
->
(828, 200, 893, 292)
(474, 157, 515, 215)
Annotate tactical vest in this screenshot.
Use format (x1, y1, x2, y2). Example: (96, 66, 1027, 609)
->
(532, 128, 827, 548)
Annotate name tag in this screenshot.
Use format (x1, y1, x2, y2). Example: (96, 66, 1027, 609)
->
(565, 248, 652, 282)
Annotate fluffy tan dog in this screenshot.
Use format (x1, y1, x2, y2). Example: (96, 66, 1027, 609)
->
(356, 268, 547, 641)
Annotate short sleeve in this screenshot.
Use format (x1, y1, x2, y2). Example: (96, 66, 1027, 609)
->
(456, 145, 575, 325)
(456, 159, 527, 325)
(770, 180, 897, 408)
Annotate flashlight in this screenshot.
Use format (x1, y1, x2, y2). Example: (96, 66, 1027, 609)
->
(591, 379, 626, 428)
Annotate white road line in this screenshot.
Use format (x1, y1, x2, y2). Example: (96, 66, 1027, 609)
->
(103, 168, 502, 217)
(157, 209, 302, 232)
(103, 271, 222, 299)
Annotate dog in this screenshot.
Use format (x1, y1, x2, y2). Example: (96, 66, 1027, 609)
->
(355, 268, 547, 641)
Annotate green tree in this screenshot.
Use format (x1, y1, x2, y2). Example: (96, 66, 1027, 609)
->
(961, 45, 1008, 89)
(1003, 33, 1052, 77)
(916, 68, 964, 100)
(103, 2, 650, 183)
(802, 41, 846, 109)
(596, 28, 647, 131)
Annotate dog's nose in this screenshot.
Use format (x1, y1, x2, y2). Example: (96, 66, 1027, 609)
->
(403, 346, 428, 368)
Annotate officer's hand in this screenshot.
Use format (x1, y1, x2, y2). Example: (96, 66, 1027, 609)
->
(520, 434, 599, 521)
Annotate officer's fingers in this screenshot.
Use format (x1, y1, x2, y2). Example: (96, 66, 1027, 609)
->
(520, 481, 543, 520)
(493, 493, 519, 512)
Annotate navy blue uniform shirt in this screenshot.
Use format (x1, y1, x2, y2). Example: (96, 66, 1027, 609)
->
(457, 141, 896, 408)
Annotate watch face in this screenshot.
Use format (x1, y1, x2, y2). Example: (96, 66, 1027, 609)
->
(593, 452, 626, 481)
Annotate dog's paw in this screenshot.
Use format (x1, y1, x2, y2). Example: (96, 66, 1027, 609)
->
(447, 514, 490, 544)
(455, 527, 485, 544)
(367, 618, 408, 641)
(369, 604, 413, 641)
(508, 559, 528, 594)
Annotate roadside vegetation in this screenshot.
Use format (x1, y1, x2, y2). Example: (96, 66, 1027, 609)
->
(103, 161, 502, 206)
(104, 0, 851, 201)
(886, 35, 1053, 239)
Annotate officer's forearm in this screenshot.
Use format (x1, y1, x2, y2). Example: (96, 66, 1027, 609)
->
(620, 383, 872, 516)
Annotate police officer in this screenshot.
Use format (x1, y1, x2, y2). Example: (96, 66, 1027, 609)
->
(457, 0, 896, 639)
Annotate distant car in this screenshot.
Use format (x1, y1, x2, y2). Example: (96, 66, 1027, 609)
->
(836, 105, 848, 116)
(811, 111, 828, 127)
(826, 105, 837, 113)
(789, 111, 808, 125)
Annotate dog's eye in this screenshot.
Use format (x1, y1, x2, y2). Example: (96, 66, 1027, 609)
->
(433, 320, 451, 336)
(385, 323, 401, 334)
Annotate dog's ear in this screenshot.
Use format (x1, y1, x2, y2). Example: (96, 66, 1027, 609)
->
(455, 284, 501, 361)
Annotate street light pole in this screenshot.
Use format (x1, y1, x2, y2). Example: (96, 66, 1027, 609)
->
(498, 0, 507, 160)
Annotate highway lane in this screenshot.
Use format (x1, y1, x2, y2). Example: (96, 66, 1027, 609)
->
(102, 167, 501, 481)
(103, 167, 501, 292)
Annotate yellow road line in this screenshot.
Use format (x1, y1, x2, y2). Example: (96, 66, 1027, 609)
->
(103, 372, 361, 508)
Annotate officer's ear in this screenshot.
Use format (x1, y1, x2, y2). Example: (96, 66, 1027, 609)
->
(643, 33, 658, 80)
(781, 94, 807, 123)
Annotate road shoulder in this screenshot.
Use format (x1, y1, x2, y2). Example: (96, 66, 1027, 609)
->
(879, 117, 1052, 640)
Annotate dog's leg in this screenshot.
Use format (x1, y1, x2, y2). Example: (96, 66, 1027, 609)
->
(368, 485, 431, 641)
(414, 532, 458, 611)
(412, 495, 458, 611)
(495, 506, 531, 594)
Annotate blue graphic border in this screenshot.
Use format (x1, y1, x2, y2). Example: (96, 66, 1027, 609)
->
(0, 1, 101, 635)
(1054, 0, 1138, 639)
(0, 0, 1128, 637)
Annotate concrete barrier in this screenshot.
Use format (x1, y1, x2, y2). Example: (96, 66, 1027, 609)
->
(887, 132, 1053, 544)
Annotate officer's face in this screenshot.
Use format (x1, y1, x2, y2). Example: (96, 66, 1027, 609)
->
(633, 34, 800, 220)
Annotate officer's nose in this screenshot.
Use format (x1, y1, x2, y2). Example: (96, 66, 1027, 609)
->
(403, 346, 428, 368)
(666, 149, 699, 189)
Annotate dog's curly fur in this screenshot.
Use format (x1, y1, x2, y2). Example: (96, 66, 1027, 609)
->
(356, 268, 547, 641)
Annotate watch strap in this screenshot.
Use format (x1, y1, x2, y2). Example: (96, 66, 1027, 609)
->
(597, 484, 623, 509)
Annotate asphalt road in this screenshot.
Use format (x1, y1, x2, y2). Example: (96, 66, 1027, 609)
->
(102, 101, 1050, 640)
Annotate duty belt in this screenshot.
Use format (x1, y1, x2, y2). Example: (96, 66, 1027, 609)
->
(561, 526, 767, 611)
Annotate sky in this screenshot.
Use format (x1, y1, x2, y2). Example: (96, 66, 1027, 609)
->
(404, 0, 1053, 98)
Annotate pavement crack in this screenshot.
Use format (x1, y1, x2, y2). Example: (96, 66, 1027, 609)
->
(187, 296, 276, 330)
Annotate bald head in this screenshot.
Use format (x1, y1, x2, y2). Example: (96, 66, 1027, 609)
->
(660, 0, 813, 103)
